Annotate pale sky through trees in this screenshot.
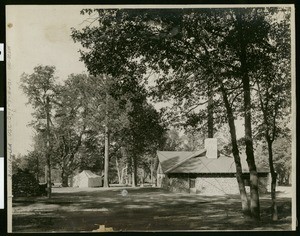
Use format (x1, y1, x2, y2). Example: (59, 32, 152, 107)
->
(7, 5, 88, 155)
(6, 5, 248, 156)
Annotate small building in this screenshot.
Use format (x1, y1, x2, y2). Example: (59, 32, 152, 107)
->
(72, 170, 102, 188)
(157, 138, 270, 195)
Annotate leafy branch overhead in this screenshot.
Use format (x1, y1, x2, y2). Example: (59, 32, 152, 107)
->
(71, 8, 290, 131)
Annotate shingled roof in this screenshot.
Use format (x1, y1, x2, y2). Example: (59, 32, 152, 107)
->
(157, 150, 269, 174)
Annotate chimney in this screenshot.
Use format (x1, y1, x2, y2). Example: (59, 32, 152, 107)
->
(205, 138, 218, 159)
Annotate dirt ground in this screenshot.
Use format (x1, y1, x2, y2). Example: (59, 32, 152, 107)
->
(12, 187, 292, 232)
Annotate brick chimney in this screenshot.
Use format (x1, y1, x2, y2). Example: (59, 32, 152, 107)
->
(204, 138, 218, 159)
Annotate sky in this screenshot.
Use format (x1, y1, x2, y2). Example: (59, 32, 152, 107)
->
(6, 5, 89, 155)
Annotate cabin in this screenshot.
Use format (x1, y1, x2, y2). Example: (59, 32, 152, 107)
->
(157, 138, 270, 195)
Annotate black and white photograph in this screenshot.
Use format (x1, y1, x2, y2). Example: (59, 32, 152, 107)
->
(6, 4, 296, 232)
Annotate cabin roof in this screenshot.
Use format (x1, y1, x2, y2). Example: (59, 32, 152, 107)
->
(157, 151, 269, 174)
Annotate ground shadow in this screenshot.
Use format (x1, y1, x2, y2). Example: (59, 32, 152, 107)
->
(12, 187, 292, 232)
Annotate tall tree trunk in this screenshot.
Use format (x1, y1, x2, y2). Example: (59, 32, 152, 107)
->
(237, 12, 260, 220)
(150, 158, 154, 185)
(121, 166, 127, 185)
(204, 34, 251, 215)
(70, 173, 74, 187)
(220, 85, 250, 214)
(103, 91, 110, 188)
(104, 126, 109, 187)
(116, 158, 121, 184)
(126, 164, 130, 185)
(256, 76, 278, 221)
(131, 157, 137, 187)
(242, 75, 260, 219)
(131, 173, 136, 187)
(36, 155, 39, 182)
(267, 138, 278, 221)
(141, 168, 145, 186)
(46, 158, 51, 197)
(46, 96, 52, 198)
(242, 69, 260, 220)
(128, 170, 131, 185)
(207, 88, 214, 138)
(61, 171, 69, 187)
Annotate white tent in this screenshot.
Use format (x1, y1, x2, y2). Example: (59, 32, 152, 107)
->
(72, 170, 102, 188)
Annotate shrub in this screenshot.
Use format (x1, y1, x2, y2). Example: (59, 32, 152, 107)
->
(12, 168, 40, 197)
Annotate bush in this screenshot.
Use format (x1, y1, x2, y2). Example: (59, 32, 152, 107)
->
(12, 169, 40, 197)
(38, 183, 47, 196)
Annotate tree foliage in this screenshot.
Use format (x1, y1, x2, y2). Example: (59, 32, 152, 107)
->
(21, 64, 167, 187)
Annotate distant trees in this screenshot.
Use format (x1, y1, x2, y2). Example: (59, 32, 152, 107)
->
(20, 65, 167, 189)
(162, 129, 185, 151)
(162, 128, 204, 152)
(109, 78, 166, 187)
(51, 74, 91, 186)
(255, 138, 291, 186)
(12, 151, 44, 181)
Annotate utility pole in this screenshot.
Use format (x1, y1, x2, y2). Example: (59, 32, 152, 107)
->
(46, 95, 52, 198)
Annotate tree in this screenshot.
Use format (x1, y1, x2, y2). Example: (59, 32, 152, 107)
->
(232, 10, 263, 219)
(255, 137, 292, 187)
(24, 150, 45, 182)
(110, 147, 127, 184)
(114, 80, 166, 187)
(78, 129, 104, 174)
(51, 74, 91, 186)
(252, 8, 292, 220)
(162, 129, 185, 151)
(57, 74, 131, 187)
(270, 138, 291, 186)
(20, 65, 57, 198)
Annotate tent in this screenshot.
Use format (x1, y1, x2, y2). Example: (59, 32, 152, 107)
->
(72, 170, 102, 188)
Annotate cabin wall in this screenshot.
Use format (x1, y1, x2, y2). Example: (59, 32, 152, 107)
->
(159, 174, 270, 195)
(195, 177, 239, 195)
(161, 175, 190, 193)
(156, 174, 165, 188)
